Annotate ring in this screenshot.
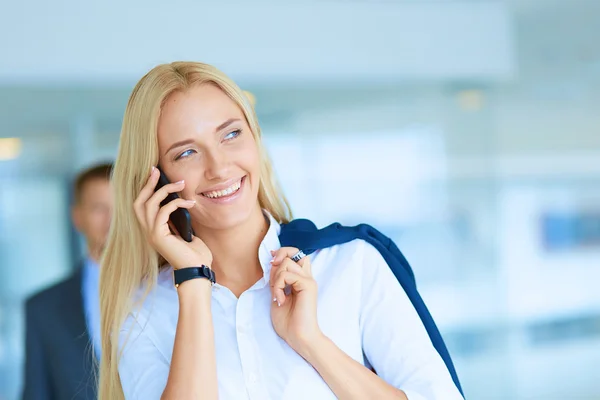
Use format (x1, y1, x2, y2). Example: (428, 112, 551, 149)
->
(291, 250, 306, 263)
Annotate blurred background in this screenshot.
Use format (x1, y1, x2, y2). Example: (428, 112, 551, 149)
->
(1, 0, 599, 399)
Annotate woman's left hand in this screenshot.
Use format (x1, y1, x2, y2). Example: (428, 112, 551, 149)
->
(270, 247, 322, 354)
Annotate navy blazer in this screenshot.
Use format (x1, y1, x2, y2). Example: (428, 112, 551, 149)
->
(22, 268, 97, 400)
(279, 219, 464, 397)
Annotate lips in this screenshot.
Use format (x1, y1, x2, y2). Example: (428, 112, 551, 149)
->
(200, 178, 243, 199)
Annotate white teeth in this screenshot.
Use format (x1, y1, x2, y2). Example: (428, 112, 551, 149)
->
(202, 180, 242, 199)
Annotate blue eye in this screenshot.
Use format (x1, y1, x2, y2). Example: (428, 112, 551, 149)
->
(224, 129, 241, 141)
(176, 149, 196, 160)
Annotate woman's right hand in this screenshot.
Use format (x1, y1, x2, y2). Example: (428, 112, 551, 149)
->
(134, 166, 213, 270)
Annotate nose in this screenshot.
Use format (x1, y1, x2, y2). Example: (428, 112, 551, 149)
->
(203, 147, 231, 181)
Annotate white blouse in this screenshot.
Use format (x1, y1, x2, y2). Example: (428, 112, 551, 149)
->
(118, 214, 463, 400)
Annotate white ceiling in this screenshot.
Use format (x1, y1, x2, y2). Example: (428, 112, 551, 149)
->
(0, 1, 514, 85)
(0, 0, 598, 148)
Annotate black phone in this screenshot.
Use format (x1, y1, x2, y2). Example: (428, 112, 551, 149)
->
(155, 167, 194, 242)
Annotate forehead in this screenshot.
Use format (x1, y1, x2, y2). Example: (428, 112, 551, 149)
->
(158, 84, 244, 139)
(79, 178, 111, 201)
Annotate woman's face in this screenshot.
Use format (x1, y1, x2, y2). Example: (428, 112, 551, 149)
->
(157, 84, 261, 231)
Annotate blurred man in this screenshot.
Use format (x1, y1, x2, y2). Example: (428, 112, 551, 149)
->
(23, 162, 113, 400)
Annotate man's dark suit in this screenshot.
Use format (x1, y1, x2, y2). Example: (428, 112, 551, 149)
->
(22, 268, 97, 400)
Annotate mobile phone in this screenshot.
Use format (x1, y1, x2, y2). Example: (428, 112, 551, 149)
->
(155, 167, 194, 242)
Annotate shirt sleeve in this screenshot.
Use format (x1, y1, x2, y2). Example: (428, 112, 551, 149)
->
(118, 316, 170, 400)
(358, 241, 464, 400)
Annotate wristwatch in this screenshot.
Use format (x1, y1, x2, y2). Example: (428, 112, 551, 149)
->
(173, 266, 216, 288)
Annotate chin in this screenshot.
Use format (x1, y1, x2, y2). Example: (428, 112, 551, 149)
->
(207, 208, 255, 231)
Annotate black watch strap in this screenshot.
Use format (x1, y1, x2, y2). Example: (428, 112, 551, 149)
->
(173, 266, 216, 288)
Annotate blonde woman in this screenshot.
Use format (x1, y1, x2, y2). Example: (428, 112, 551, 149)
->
(99, 62, 464, 400)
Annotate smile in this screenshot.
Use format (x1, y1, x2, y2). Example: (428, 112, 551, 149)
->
(201, 178, 243, 199)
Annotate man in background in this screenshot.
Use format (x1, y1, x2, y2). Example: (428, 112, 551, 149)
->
(22, 162, 113, 400)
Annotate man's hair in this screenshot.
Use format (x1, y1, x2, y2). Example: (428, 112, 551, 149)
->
(73, 162, 114, 204)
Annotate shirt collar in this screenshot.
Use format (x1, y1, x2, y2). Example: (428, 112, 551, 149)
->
(258, 210, 282, 280)
(85, 257, 99, 269)
(82, 256, 100, 289)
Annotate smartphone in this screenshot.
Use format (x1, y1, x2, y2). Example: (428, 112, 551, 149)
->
(155, 167, 194, 242)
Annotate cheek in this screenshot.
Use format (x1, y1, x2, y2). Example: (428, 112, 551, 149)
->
(243, 145, 261, 176)
(87, 215, 104, 235)
(239, 133, 261, 172)
(170, 166, 203, 197)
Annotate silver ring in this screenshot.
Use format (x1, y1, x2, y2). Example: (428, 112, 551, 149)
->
(291, 250, 306, 263)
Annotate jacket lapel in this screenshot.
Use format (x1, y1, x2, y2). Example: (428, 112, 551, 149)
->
(57, 268, 98, 396)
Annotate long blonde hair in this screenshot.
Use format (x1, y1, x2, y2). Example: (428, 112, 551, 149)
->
(98, 62, 292, 400)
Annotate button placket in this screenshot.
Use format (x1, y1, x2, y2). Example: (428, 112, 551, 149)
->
(235, 291, 269, 399)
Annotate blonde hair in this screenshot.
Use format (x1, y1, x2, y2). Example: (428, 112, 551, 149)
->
(98, 62, 292, 399)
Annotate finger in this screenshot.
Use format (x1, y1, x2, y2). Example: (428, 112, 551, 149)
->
(272, 271, 313, 307)
(271, 247, 311, 274)
(269, 255, 279, 289)
(134, 166, 160, 229)
(272, 271, 302, 306)
(272, 259, 305, 298)
(272, 247, 309, 267)
(275, 258, 306, 276)
(145, 180, 186, 228)
(270, 263, 289, 306)
(154, 197, 196, 232)
(271, 247, 298, 264)
(301, 254, 312, 275)
(268, 253, 304, 293)
(135, 166, 160, 209)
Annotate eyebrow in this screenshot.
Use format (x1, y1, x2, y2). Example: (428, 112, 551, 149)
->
(166, 139, 195, 155)
(216, 118, 241, 132)
(165, 118, 242, 155)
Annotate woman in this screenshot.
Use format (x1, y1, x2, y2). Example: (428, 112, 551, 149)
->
(99, 61, 464, 400)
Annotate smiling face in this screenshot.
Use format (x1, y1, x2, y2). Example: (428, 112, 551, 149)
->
(157, 83, 262, 232)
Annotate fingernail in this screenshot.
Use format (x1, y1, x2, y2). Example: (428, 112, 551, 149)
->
(176, 180, 184, 184)
(270, 250, 275, 256)
(186, 199, 196, 204)
(151, 166, 156, 173)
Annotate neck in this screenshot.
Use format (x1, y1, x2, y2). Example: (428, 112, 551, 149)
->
(194, 205, 269, 293)
(87, 245, 102, 264)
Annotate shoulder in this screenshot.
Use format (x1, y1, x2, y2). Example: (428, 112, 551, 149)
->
(25, 271, 81, 315)
(312, 238, 388, 281)
(302, 219, 409, 280)
(316, 237, 383, 261)
(119, 267, 178, 350)
(125, 266, 178, 324)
